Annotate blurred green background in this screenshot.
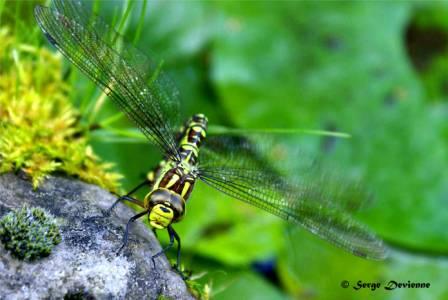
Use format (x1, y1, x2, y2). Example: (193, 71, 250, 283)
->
(2, 0, 448, 299)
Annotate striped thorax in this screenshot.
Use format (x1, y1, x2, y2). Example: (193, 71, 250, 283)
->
(145, 114, 208, 229)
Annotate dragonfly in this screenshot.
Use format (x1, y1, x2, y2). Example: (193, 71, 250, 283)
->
(34, 0, 386, 270)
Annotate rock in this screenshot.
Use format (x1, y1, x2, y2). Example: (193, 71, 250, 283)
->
(0, 173, 194, 300)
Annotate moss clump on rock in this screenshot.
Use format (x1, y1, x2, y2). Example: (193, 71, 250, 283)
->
(0, 205, 61, 260)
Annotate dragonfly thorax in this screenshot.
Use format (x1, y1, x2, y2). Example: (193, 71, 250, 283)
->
(177, 160, 198, 176)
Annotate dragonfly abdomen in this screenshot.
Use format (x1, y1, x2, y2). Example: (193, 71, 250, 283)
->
(178, 113, 208, 165)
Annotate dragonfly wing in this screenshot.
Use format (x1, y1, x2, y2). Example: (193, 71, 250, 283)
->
(34, 2, 180, 160)
(198, 136, 387, 260)
(201, 135, 372, 213)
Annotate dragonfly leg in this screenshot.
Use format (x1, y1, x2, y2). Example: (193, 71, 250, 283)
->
(170, 226, 182, 271)
(127, 179, 152, 195)
(105, 180, 148, 216)
(167, 226, 188, 279)
(105, 195, 144, 216)
(151, 226, 175, 269)
(116, 210, 148, 255)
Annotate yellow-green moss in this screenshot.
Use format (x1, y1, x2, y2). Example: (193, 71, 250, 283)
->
(0, 27, 121, 191)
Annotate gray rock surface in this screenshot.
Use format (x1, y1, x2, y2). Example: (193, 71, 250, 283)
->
(0, 173, 194, 300)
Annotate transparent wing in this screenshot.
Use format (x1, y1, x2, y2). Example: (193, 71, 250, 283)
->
(198, 135, 386, 260)
(34, 1, 180, 160)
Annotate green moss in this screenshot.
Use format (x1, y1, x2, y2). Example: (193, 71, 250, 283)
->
(0, 205, 61, 260)
(0, 27, 121, 192)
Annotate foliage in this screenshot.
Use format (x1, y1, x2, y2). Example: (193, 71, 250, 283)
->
(0, 205, 61, 260)
(0, 27, 121, 191)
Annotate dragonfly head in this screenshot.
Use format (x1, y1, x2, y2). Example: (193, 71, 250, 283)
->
(145, 188, 185, 229)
